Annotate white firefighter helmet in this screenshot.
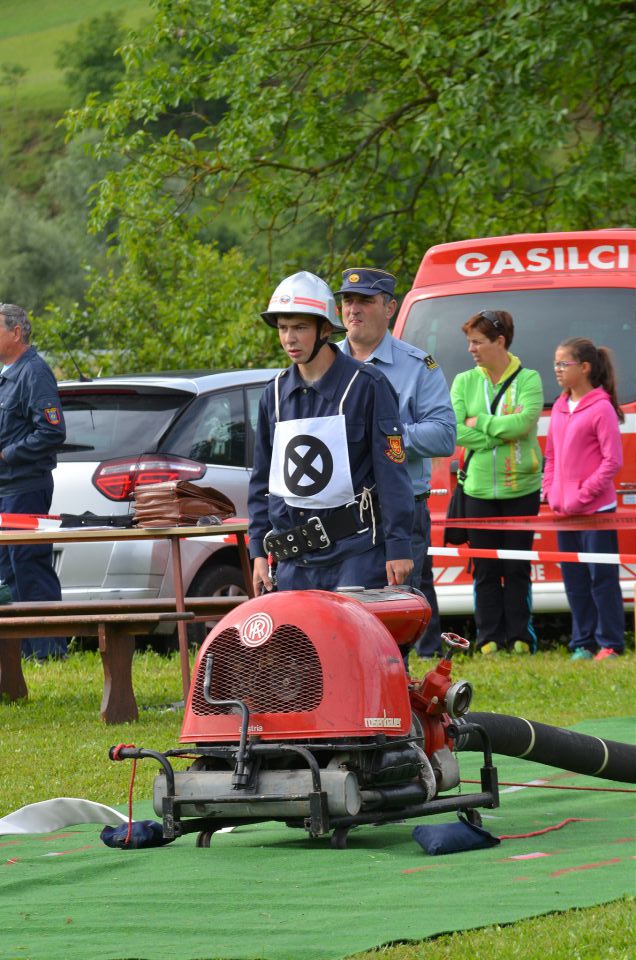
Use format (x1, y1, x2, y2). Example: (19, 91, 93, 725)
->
(261, 271, 345, 332)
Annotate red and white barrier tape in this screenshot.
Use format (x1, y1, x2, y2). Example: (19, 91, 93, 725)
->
(0, 514, 634, 566)
(429, 546, 636, 565)
(436, 510, 636, 531)
(0, 514, 62, 530)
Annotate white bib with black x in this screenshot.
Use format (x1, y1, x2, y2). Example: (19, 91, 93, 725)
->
(269, 371, 359, 508)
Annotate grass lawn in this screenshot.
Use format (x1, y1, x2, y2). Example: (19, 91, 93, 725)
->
(1, 643, 634, 959)
(0, 0, 151, 111)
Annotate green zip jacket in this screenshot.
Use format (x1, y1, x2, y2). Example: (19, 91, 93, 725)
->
(450, 353, 543, 500)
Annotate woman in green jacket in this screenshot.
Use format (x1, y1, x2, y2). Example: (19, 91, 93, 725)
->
(451, 309, 543, 654)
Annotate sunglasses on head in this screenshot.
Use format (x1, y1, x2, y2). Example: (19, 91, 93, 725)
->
(478, 310, 504, 332)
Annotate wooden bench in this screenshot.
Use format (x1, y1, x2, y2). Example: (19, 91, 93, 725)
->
(0, 597, 244, 724)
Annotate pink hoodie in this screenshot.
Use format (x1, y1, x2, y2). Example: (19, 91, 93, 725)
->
(543, 386, 622, 515)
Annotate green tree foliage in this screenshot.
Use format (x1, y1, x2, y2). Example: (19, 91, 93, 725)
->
(39, 130, 120, 245)
(0, 131, 119, 316)
(55, 12, 127, 105)
(0, 62, 27, 111)
(38, 239, 282, 379)
(62, 0, 636, 371)
(0, 190, 89, 313)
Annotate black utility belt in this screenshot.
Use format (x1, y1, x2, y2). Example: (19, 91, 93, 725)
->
(264, 500, 379, 563)
(414, 491, 430, 502)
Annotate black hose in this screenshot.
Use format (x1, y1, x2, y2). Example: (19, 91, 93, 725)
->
(454, 712, 636, 784)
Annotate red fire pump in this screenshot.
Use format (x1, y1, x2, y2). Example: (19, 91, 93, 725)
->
(111, 588, 499, 849)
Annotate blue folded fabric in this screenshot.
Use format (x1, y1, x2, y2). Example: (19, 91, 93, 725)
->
(412, 815, 500, 855)
(100, 820, 175, 849)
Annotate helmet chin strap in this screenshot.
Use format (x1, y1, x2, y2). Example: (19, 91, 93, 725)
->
(305, 321, 330, 364)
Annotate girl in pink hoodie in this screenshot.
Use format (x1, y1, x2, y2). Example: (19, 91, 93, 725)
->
(543, 338, 624, 660)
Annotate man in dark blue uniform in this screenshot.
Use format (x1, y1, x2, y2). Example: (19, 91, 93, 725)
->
(248, 271, 414, 594)
(337, 267, 456, 660)
(0, 304, 67, 659)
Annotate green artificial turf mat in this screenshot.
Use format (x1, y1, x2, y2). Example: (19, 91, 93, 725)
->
(0, 717, 634, 960)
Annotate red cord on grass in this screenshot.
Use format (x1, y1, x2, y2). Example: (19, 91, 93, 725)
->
(461, 779, 636, 793)
(498, 817, 595, 840)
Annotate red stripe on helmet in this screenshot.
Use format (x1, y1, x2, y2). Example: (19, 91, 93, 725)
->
(293, 296, 327, 309)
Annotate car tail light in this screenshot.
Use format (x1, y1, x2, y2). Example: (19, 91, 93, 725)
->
(92, 454, 206, 501)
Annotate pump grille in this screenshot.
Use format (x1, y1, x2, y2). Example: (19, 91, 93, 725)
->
(190, 624, 324, 716)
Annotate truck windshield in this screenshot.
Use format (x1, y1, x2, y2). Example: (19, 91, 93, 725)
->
(399, 287, 636, 406)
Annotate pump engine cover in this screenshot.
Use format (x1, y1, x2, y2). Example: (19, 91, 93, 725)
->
(180, 589, 427, 744)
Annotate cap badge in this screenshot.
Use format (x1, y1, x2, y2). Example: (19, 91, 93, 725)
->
(348, 273, 359, 283)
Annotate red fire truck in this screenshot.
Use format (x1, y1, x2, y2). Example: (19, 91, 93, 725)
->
(393, 228, 636, 616)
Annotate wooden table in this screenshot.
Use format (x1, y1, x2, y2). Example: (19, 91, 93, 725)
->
(0, 521, 252, 705)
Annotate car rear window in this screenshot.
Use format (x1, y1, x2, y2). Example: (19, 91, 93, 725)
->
(58, 389, 191, 462)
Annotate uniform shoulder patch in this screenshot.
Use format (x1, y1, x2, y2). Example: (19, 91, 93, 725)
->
(385, 434, 406, 464)
(423, 354, 439, 370)
(44, 406, 62, 425)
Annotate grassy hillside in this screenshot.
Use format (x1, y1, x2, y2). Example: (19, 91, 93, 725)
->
(0, 0, 151, 194)
(0, 0, 151, 111)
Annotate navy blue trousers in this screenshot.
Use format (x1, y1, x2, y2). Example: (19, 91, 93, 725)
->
(276, 543, 414, 668)
(275, 544, 388, 591)
(0, 483, 67, 659)
(408, 500, 443, 657)
(464, 490, 540, 651)
(558, 517, 625, 653)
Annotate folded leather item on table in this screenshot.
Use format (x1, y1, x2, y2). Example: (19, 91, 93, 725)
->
(133, 480, 236, 527)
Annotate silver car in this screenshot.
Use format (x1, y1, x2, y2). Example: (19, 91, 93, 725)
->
(52, 369, 279, 637)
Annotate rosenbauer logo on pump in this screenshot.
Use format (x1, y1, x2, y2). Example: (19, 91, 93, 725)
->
(455, 242, 632, 278)
(364, 710, 403, 729)
(240, 612, 274, 647)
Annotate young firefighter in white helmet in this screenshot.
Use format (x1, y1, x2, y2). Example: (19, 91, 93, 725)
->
(248, 271, 414, 594)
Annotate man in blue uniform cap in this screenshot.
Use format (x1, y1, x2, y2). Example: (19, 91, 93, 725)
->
(337, 267, 456, 659)
(0, 304, 67, 659)
(248, 270, 414, 595)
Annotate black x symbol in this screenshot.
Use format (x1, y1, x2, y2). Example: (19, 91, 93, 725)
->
(283, 434, 333, 497)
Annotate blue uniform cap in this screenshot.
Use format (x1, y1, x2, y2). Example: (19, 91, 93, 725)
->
(337, 267, 397, 298)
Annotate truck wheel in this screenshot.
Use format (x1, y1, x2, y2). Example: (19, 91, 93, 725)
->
(187, 563, 248, 647)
